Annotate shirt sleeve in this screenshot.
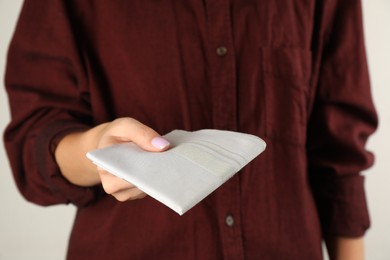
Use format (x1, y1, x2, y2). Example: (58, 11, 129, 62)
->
(307, 0, 378, 237)
(4, 0, 101, 207)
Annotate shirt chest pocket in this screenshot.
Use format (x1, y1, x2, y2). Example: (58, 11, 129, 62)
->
(260, 47, 312, 145)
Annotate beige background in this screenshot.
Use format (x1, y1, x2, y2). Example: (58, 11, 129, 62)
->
(1, 1, 389, 259)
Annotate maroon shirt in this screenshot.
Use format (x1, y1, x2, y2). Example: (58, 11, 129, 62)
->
(4, 0, 377, 259)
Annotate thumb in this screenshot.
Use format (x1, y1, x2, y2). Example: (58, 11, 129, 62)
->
(149, 136, 171, 151)
(99, 118, 170, 152)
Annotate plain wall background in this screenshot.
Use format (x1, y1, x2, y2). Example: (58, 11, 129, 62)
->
(0, 1, 389, 259)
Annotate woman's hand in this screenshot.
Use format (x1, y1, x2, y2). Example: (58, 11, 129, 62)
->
(55, 117, 170, 201)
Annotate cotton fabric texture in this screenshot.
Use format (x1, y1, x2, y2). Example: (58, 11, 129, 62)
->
(4, 0, 377, 259)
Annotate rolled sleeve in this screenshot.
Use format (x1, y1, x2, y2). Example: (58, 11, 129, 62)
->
(307, 0, 377, 237)
(36, 120, 101, 207)
(4, 0, 101, 207)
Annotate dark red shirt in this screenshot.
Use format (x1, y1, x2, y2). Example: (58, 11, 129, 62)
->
(4, 0, 377, 259)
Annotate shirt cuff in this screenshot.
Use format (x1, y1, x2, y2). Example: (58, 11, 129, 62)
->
(34, 119, 103, 207)
(310, 174, 370, 237)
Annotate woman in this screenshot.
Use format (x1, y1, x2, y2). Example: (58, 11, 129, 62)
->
(4, 0, 377, 259)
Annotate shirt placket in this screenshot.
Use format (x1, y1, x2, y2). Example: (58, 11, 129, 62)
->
(204, 1, 244, 259)
(206, 0, 237, 131)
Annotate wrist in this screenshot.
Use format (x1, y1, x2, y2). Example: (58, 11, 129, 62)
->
(326, 236, 365, 260)
(55, 123, 108, 187)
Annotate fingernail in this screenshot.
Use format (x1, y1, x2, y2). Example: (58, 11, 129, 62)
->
(151, 136, 170, 150)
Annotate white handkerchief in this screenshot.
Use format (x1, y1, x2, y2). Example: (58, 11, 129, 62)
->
(86, 129, 266, 215)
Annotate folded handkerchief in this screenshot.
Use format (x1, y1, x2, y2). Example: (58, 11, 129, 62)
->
(86, 129, 266, 215)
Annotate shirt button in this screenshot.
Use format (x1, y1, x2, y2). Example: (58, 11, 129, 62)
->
(225, 215, 234, 227)
(216, 46, 228, 56)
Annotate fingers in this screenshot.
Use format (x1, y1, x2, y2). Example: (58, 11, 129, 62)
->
(99, 168, 146, 201)
(111, 189, 147, 202)
(98, 167, 134, 193)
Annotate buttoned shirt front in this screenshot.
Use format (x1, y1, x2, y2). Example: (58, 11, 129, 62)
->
(4, 0, 377, 259)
